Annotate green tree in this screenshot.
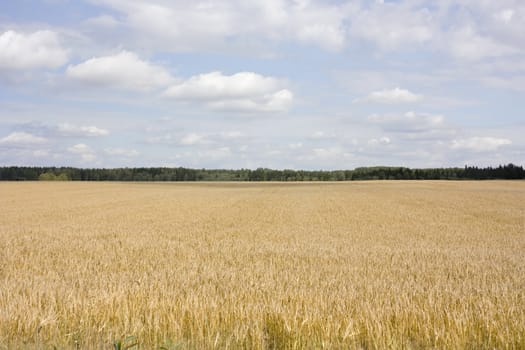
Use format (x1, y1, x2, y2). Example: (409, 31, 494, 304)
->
(39, 172, 57, 181)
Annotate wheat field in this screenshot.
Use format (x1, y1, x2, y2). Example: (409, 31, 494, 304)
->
(0, 181, 524, 349)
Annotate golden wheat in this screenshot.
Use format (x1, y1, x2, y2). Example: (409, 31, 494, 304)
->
(0, 181, 524, 349)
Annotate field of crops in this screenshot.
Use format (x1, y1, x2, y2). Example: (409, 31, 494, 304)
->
(1, 181, 524, 349)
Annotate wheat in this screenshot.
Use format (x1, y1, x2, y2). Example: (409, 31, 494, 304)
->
(0, 181, 524, 349)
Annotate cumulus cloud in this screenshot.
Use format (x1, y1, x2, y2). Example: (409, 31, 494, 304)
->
(0, 30, 69, 70)
(68, 143, 91, 153)
(309, 131, 336, 140)
(90, 1, 514, 60)
(289, 2, 346, 51)
(104, 148, 139, 157)
(198, 147, 232, 160)
(450, 137, 511, 152)
(57, 123, 109, 137)
(164, 71, 293, 112)
(180, 133, 209, 146)
(220, 131, 243, 140)
(66, 51, 174, 91)
(308, 147, 353, 161)
(368, 137, 391, 146)
(207, 90, 292, 112)
(68, 143, 96, 162)
(355, 87, 422, 104)
(165, 71, 280, 99)
(368, 111, 444, 133)
(447, 26, 517, 61)
(33, 149, 50, 158)
(447, 2, 525, 59)
(346, 1, 524, 62)
(0, 132, 48, 145)
(494, 9, 515, 23)
(348, 2, 434, 50)
(147, 130, 245, 146)
(91, 0, 347, 52)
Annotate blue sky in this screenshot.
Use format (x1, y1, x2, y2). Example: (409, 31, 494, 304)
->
(0, 0, 523, 169)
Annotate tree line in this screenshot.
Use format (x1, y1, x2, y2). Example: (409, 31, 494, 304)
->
(0, 164, 523, 181)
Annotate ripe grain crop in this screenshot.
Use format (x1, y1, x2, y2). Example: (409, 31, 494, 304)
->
(0, 181, 524, 349)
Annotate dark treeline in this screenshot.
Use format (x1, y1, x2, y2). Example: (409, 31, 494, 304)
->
(0, 164, 523, 181)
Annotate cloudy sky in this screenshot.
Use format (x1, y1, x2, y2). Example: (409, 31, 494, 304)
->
(0, 0, 524, 169)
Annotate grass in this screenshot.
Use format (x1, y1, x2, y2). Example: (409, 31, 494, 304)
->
(0, 181, 524, 349)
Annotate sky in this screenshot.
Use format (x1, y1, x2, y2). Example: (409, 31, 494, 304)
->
(0, 0, 524, 170)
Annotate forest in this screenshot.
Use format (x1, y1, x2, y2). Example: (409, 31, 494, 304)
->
(0, 164, 523, 181)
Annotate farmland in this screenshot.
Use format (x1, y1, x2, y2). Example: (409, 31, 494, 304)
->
(1, 181, 524, 349)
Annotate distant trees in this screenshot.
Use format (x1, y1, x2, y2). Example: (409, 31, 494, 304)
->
(463, 164, 524, 179)
(0, 164, 523, 181)
(38, 172, 70, 181)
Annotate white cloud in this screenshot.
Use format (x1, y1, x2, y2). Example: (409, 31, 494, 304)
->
(68, 143, 91, 153)
(345, 1, 524, 62)
(147, 130, 246, 146)
(220, 131, 243, 140)
(495, 9, 515, 23)
(478, 74, 525, 92)
(66, 51, 174, 91)
(207, 90, 293, 112)
(145, 133, 175, 145)
(349, 2, 434, 50)
(83, 14, 120, 28)
(81, 154, 96, 162)
(165, 71, 279, 99)
(164, 71, 293, 112)
(447, 26, 517, 61)
(309, 131, 336, 140)
(68, 143, 96, 161)
(57, 123, 109, 137)
(450, 137, 512, 152)
(92, 0, 348, 52)
(356, 87, 422, 104)
(290, 3, 346, 51)
(198, 147, 232, 160)
(309, 147, 352, 160)
(0, 132, 48, 145)
(450, 2, 525, 58)
(104, 148, 139, 157)
(33, 149, 50, 157)
(0, 30, 69, 70)
(180, 133, 209, 146)
(368, 112, 444, 133)
(368, 136, 391, 146)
